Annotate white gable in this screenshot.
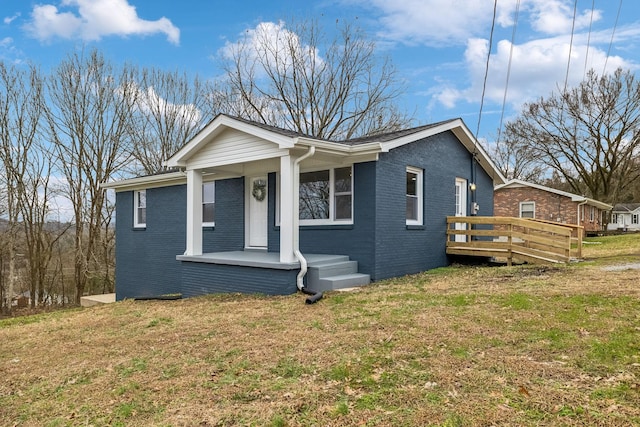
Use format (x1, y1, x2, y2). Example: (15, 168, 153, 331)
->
(184, 127, 285, 170)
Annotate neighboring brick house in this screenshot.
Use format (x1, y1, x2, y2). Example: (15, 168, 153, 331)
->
(607, 203, 640, 231)
(494, 179, 612, 232)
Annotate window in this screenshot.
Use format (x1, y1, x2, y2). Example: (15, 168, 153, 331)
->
(633, 214, 639, 225)
(406, 167, 423, 225)
(203, 181, 215, 226)
(134, 190, 146, 227)
(590, 206, 595, 222)
(519, 201, 535, 218)
(299, 166, 352, 224)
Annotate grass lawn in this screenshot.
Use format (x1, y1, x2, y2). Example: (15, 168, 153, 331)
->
(1, 234, 639, 426)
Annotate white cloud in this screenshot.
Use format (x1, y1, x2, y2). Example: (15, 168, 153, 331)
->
(220, 21, 322, 76)
(364, 0, 499, 46)
(4, 13, 21, 25)
(527, 0, 602, 35)
(434, 33, 634, 112)
(23, 0, 180, 45)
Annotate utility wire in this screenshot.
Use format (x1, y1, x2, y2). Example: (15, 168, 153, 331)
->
(562, 0, 578, 94)
(583, 0, 595, 78)
(474, 0, 498, 151)
(496, 0, 521, 145)
(603, 0, 623, 75)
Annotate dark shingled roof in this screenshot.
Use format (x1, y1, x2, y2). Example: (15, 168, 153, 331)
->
(341, 119, 460, 145)
(220, 114, 460, 146)
(612, 203, 640, 212)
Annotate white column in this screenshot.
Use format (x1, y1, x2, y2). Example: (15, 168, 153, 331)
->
(185, 169, 203, 256)
(279, 155, 296, 263)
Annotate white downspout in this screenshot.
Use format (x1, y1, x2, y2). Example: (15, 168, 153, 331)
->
(577, 200, 587, 226)
(293, 146, 316, 290)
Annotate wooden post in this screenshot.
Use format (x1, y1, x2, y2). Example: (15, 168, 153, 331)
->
(576, 227, 583, 259)
(507, 222, 513, 266)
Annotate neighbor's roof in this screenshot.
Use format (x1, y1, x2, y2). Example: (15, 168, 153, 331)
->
(495, 179, 613, 210)
(612, 203, 640, 213)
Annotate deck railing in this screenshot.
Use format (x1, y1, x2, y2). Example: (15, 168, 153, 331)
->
(446, 216, 584, 265)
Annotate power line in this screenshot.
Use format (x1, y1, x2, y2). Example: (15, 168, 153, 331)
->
(583, 0, 595, 78)
(562, 0, 578, 94)
(474, 0, 498, 147)
(603, 0, 623, 75)
(497, 0, 521, 145)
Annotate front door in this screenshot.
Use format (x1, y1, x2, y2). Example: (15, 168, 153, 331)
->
(247, 176, 268, 248)
(454, 178, 468, 243)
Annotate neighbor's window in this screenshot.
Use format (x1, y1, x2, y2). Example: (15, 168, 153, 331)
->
(134, 190, 146, 228)
(590, 206, 595, 222)
(406, 167, 423, 225)
(203, 181, 215, 226)
(299, 166, 353, 224)
(519, 201, 535, 219)
(633, 214, 639, 225)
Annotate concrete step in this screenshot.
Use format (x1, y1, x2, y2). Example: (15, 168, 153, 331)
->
(312, 273, 371, 292)
(307, 260, 359, 283)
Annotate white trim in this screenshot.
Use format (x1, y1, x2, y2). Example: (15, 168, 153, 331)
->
(406, 166, 423, 226)
(297, 165, 354, 226)
(279, 156, 295, 263)
(133, 190, 146, 228)
(202, 181, 215, 227)
(165, 115, 297, 168)
(102, 171, 186, 192)
(519, 201, 535, 218)
(185, 170, 203, 256)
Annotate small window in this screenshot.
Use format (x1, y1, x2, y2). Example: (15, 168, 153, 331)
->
(590, 206, 595, 222)
(519, 201, 535, 219)
(203, 182, 215, 226)
(406, 167, 423, 225)
(633, 214, 639, 225)
(134, 190, 146, 227)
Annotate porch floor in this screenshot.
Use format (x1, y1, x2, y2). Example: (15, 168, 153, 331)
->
(176, 251, 349, 270)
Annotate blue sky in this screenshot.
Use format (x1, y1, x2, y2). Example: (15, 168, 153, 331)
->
(2, 0, 640, 143)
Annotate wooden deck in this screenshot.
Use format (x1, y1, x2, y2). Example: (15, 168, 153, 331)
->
(446, 216, 584, 265)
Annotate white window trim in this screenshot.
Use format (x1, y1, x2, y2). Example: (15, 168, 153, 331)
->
(406, 166, 423, 226)
(133, 189, 146, 228)
(632, 214, 639, 225)
(202, 181, 215, 227)
(519, 201, 535, 219)
(276, 166, 354, 226)
(299, 166, 353, 226)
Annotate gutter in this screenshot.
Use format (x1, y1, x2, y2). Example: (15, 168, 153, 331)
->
(292, 146, 322, 303)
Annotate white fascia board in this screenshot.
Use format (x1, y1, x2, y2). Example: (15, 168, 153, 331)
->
(165, 115, 297, 168)
(101, 172, 186, 192)
(377, 119, 506, 185)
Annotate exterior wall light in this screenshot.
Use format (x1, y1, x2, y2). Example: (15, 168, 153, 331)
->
(469, 182, 477, 191)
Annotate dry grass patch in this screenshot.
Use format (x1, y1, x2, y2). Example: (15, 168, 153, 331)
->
(1, 234, 639, 426)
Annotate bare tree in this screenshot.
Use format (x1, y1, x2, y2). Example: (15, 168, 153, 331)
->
(0, 63, 44, 312)
(45, 49, 137, 304)
(127, 68, 211, 175)
(486, 130, 547, 183)
(504, 68, 640, 203)
(219, 19, 412, 140)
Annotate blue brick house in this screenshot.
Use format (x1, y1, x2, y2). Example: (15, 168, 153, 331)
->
(103, 115, 505, 300)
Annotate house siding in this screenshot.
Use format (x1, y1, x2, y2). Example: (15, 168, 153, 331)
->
(180, 262, 297, 297)
(494, 187, 606, 231)
(115, 185, 186, 299)
(203, 177, 245, 253)
(372, 130, 492, 280)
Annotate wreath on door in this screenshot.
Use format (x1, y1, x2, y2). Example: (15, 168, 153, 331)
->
(252, 180, 266, 201)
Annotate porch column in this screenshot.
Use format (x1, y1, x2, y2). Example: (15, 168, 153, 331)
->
(185, 169, 203, 256)
(279, 155, 296, 263)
